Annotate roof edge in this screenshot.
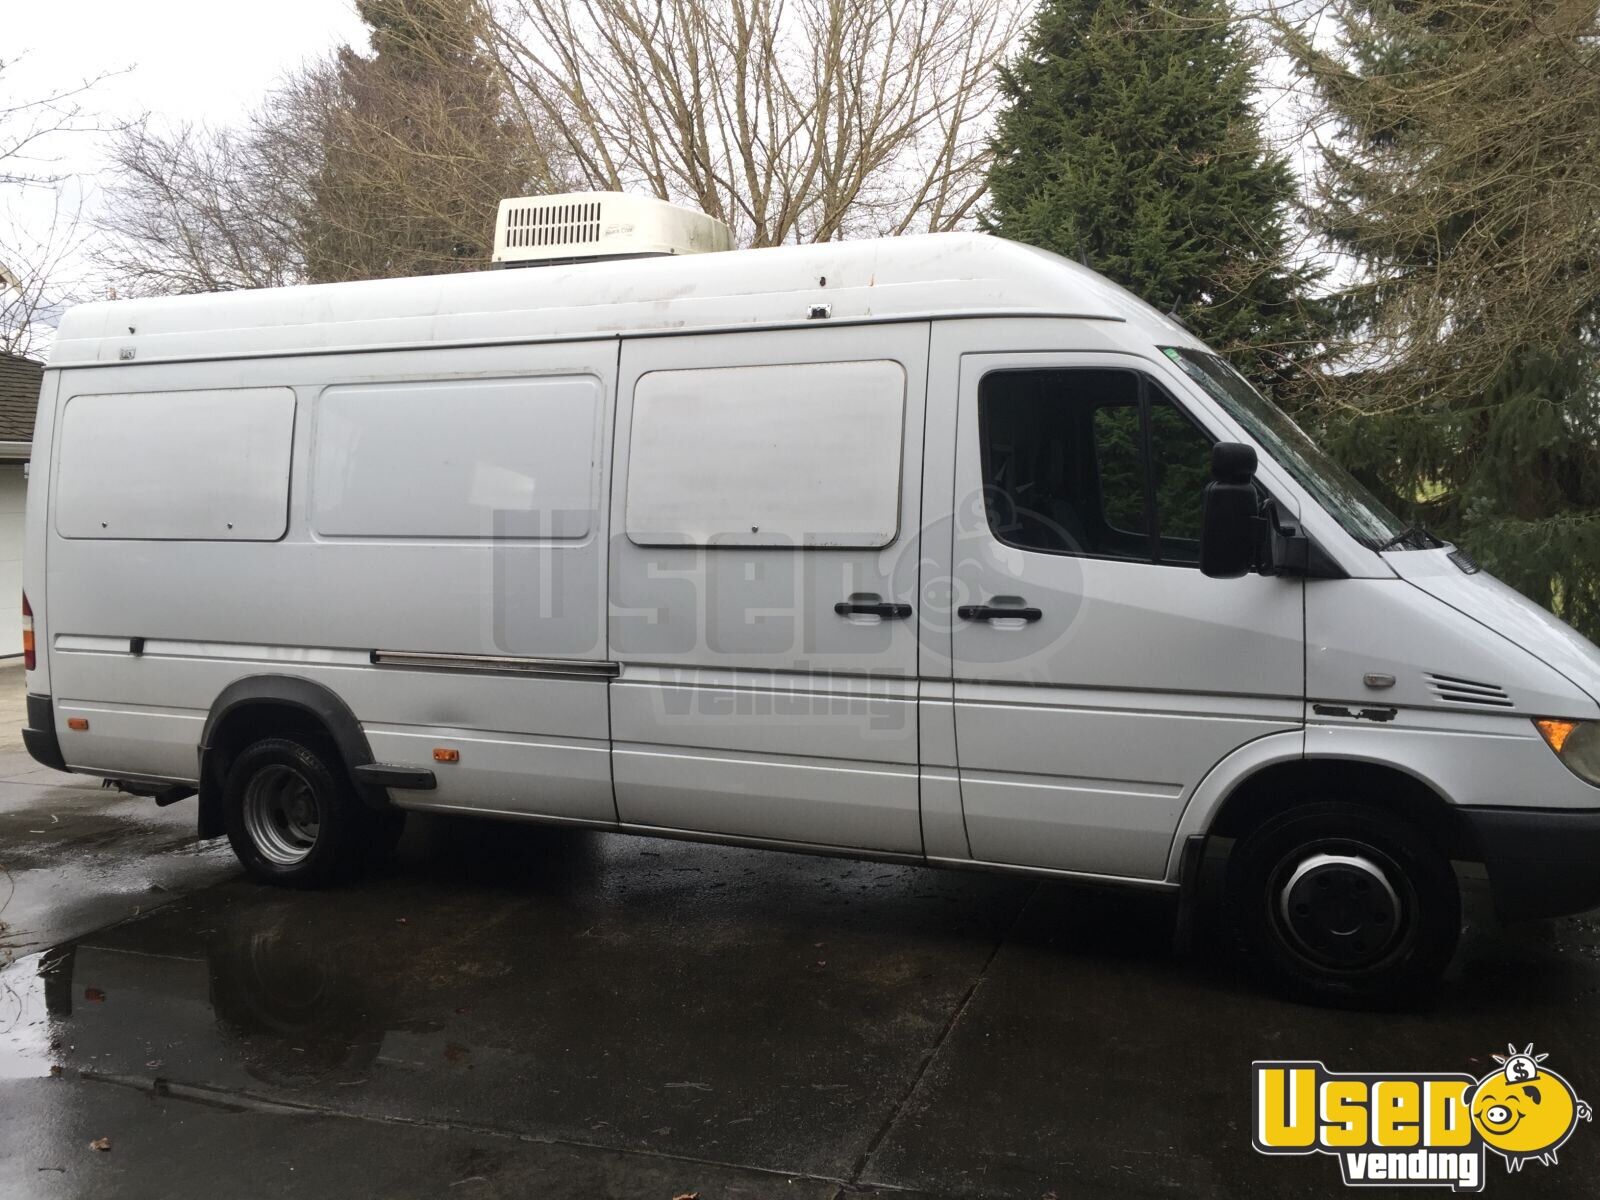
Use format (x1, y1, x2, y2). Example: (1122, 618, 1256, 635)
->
(47, 233, 1158, 368)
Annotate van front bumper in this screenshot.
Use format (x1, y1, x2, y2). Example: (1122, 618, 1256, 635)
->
(1459, 806, 1600, 920)
(22, 693, 67, 772)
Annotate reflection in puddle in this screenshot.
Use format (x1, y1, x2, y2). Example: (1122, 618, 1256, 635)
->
(0, 912, 406, 1090)
(207, 923, 395, 1086)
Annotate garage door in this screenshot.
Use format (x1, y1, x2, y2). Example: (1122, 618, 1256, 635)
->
(0, 462, 25, 656)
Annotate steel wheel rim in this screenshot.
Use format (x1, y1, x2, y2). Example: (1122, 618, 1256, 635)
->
(242, 764, 322, 866)
(1266, 841, 1414, 973)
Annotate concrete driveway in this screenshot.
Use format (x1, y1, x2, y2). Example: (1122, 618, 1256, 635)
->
(2, 662, 1598, 1198)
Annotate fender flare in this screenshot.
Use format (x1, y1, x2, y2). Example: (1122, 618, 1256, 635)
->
(1163, 725, 1489, 885)
(1163, 727, 1307, 882)
(198, 675, 389, 831)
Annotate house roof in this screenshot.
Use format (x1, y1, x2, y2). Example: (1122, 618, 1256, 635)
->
(0, 352, 42, 442)
(46, 233, 1203, 369)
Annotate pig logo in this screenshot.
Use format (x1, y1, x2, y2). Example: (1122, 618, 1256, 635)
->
(1255, 1047, 1590, 1190)
(1470, 1044, 1592, 1173)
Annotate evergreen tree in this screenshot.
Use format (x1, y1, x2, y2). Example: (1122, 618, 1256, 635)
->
(1279, 1, 1600, 639)
(304, 0, 548, 282)
(985, 0, 1321, 400)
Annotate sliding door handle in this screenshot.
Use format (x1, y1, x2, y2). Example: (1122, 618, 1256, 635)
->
(958, 604, 1043, 623)
(835, 600, 913, 619)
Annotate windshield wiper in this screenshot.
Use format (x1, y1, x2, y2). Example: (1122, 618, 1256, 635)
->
(1375, 524, 1441, 552)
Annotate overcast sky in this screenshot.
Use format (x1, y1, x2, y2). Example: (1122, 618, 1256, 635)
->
(6, 0, 366, 142)
(3, 0, 368, 340)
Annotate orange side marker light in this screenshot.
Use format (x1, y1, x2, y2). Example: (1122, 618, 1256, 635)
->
(433, 748, 460, 763)
(1536, 718, 1578, 754)
(66, 717, 89, 731)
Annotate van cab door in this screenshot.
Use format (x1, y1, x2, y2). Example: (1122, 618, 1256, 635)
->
(947, 351, 1304, 879)
(608, 324, 928, 853)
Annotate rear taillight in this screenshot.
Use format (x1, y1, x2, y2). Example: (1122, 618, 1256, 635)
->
(22, 591, 34, 671)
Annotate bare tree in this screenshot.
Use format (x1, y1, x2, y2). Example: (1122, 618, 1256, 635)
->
(485, 0, 1027, 246)
(0, 55, 112, 188)
(0, 193, 85, 356)
(96, 0, 572, 293)
(95, 105, 315, 295)
(1, 54, 120, 353)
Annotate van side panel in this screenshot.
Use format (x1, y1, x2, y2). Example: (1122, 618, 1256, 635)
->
(609, 325, 929, 854)
(43, 341, 617, 824)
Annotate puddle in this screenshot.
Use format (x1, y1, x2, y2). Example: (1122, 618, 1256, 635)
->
(0, 915, 409, 1093)
(0, 949, 58, 1079)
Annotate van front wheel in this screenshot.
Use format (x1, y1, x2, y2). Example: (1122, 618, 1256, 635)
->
(1227, 801, 1460, 1007)
(224, 737, 374, 887)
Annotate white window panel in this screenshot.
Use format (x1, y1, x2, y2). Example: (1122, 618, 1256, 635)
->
(55, 388, 296, 541)
(627, 360, 905, 548)
(310, 376, 601, 539)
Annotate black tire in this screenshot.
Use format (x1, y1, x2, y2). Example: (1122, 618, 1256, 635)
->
(1226, 801, 1460, 1008)
(223, 736, 381, 887)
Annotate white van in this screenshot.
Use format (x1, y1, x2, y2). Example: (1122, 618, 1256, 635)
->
(21, 202, 1600, 1004)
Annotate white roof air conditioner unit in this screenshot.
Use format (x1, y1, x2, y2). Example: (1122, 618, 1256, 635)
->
(492, 191, 733, 268)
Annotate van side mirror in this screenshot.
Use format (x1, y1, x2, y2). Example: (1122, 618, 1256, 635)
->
(1200, 442, 1260, 579)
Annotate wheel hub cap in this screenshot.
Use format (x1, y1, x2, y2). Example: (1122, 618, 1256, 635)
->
(242, 765, 322, 866)
(1278, 852, 1402, 968)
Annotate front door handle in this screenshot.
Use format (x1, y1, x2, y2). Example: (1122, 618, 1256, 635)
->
(958, 604, 1043, 623)
(835, 600, 913, 619)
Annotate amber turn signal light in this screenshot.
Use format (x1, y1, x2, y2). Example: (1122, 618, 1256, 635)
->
(1535, 718, 1578, 754)
(433, 748, 460, 763)
(66, 717, 89, 731)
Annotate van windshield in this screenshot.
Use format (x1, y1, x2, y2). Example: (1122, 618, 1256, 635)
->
(1159, 347, 1407, 549)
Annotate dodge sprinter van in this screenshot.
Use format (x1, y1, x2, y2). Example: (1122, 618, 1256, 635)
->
(21, 196, 1600, 1004)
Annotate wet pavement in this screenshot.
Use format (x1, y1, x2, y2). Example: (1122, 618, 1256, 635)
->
(0, 749, 235, 956)
(2, 769, 1599, 1198)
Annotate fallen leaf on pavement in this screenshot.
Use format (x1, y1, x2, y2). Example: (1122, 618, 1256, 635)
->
(88, 1138, 111, 1152)
(83, 988, 106, 1003)
(672, 1193, 699, 1200)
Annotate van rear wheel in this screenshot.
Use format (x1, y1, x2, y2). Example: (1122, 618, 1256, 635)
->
(1226, 801, 1459, 1007)
(224, 736, 377, 887)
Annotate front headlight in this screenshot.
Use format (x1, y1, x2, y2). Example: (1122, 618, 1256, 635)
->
(1535, 719, 1600, 787)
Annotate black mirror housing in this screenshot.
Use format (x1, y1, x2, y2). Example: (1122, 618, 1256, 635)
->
(1200, 442, 1261, 578)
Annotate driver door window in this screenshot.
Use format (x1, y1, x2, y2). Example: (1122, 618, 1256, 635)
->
(978, 368, 1213, 567)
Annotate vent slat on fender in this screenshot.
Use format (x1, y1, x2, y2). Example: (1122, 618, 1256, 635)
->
(1426, 672, 1514, 707)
